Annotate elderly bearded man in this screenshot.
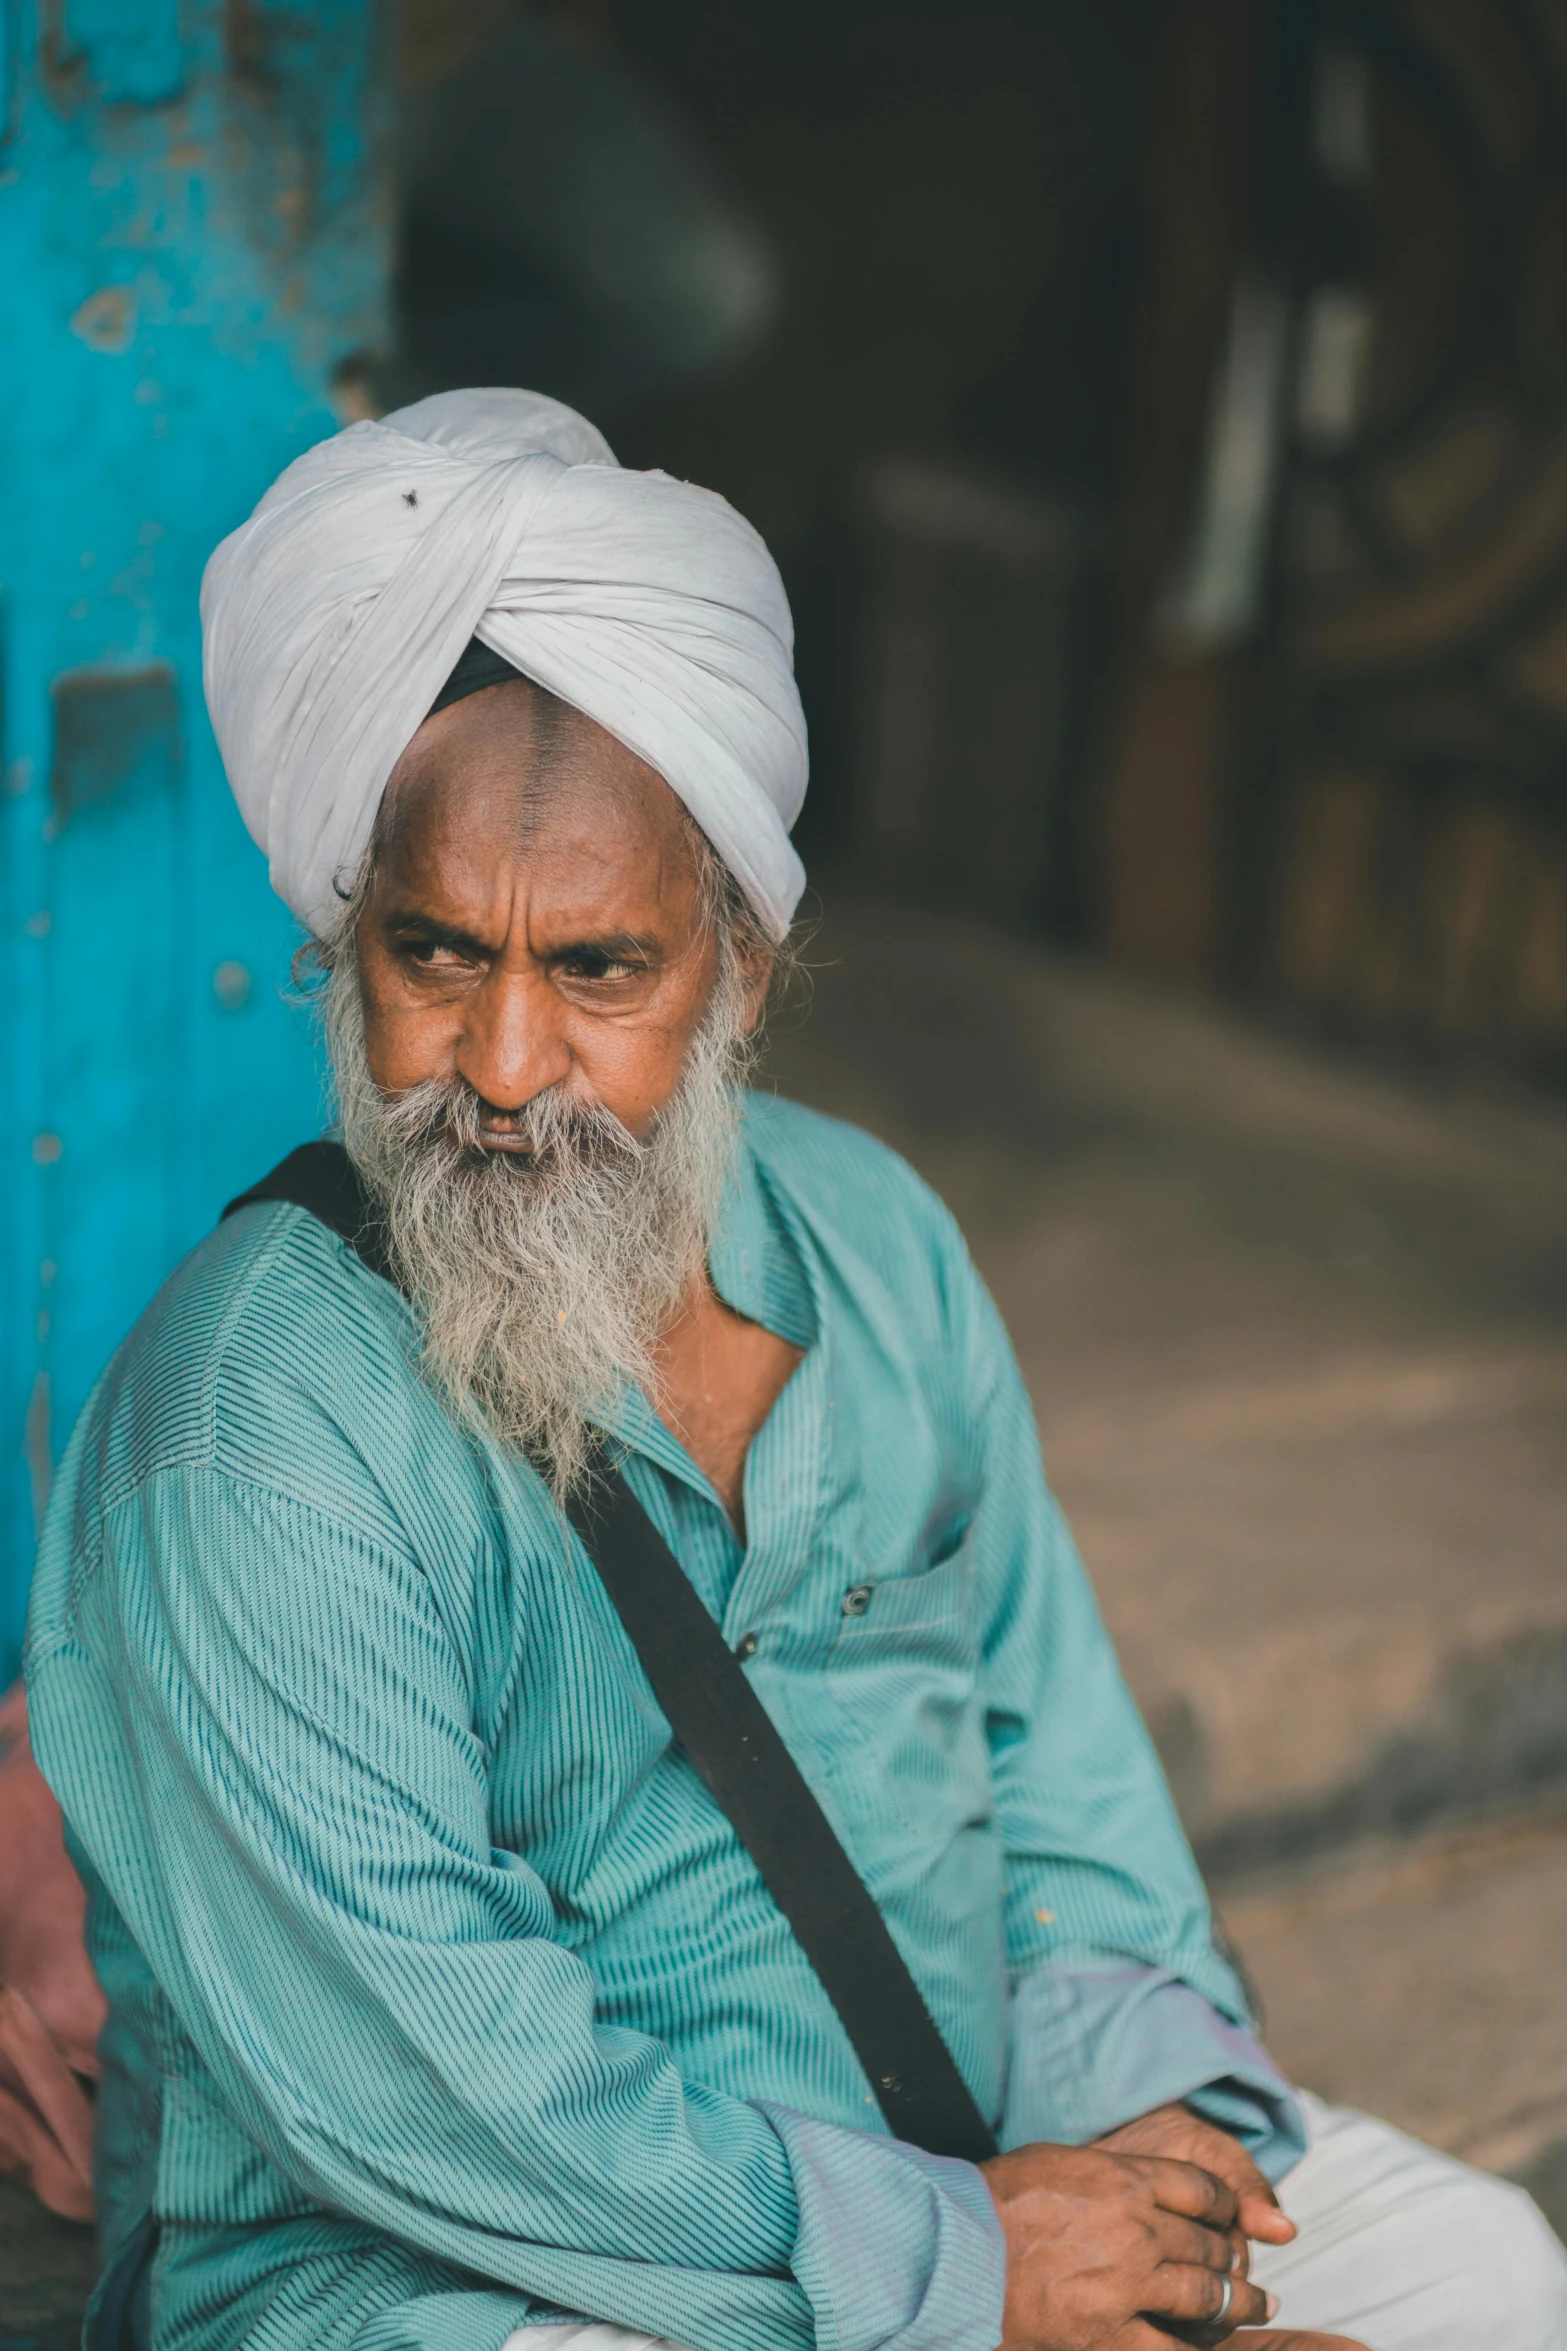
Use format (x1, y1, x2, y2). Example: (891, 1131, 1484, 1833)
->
(23, 392, 1567, 2351)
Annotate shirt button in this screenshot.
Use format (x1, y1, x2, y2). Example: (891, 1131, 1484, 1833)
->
(734, 1630, 759, 1660)
(842, 1584, 873, 1617)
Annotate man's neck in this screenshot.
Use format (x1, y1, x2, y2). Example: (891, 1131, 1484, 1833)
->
(651, 1269, 804, 1539)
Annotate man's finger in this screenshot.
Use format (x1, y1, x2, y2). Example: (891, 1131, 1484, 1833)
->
(1145, 2259, 1274, 2329)
(1238, 2188, 1297, 2245)
(1221, 2143, 1297, 2246)
(1150, 2211, 1238, 2274)
(1129, 2153, 1240, 2230)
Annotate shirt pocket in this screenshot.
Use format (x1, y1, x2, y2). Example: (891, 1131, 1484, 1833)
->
(825, 1536, 981, 1715)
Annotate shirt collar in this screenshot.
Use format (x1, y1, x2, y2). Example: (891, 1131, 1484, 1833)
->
(707, 1111, 817, 1352)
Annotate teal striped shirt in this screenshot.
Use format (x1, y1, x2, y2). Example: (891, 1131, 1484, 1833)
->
(26, 1094, 1300, 2351)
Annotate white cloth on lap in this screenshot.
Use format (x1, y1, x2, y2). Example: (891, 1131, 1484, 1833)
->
(1250, 2091, 1567, 2349)
(201, 387, 808, 943)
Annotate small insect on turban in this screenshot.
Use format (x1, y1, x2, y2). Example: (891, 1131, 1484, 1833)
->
(201, 388, 809, 941)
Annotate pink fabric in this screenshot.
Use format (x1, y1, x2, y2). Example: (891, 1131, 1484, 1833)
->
(0, 1681, 104, 2219)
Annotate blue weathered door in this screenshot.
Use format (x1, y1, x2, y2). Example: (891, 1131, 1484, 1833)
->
(0, 1, 392, 1673)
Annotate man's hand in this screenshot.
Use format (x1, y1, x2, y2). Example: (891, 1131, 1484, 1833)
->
(1095, 2102, 1297, 2258)
(980, 2141, 1278, 2350)
(1085, 2114, 1375, 2351)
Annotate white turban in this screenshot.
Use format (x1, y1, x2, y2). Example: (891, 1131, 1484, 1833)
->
(201, 388, 808, 940)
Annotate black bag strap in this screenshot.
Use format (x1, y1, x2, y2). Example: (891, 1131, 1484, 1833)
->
(558, 1467, 998, 2160)
(228, 1140, 397, 1281)
(224, 1145, 999, 2163)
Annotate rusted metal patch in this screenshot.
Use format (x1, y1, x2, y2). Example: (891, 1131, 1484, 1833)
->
(40, 0, 185, 111)
(49, 660, 180, 824)
(68, 283, 134, 351)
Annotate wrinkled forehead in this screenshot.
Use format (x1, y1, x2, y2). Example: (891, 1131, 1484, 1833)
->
(371, 678, 708, 910)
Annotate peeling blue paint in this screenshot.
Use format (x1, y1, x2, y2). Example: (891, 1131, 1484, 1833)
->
(0, 0, 392, 1671)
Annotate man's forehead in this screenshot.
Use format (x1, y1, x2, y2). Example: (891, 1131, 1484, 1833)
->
(371, 694, 706, 936)
(383, 687, 691, 859)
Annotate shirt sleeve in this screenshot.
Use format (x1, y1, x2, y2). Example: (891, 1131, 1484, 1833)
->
(951, 1257, 1306, 2179)
(29, 1464, 1002, 2351)
(1004, 1964, 1305, 2180)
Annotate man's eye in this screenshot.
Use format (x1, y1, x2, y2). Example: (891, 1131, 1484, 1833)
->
(406, 941, 470, 969)
(561, 953, 642, 982)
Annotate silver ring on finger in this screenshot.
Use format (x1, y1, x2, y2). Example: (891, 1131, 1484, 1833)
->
(1213, 2274, 1233, 2327)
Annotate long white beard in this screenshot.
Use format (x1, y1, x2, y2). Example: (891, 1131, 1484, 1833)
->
(326, 949, 750, 1497)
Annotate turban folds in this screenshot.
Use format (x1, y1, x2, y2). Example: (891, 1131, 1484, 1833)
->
(201, 389, 808, 940)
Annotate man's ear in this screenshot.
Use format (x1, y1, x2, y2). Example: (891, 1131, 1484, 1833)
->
(738, 944, 776, 1037)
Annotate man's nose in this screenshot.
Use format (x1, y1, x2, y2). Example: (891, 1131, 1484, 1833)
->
(454, 968, 573, 1111)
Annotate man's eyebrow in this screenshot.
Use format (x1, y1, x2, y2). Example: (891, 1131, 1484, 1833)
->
(551, 931, 660, 962)
(381, 912, 662, 963)
(382, 912, 495, 958)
